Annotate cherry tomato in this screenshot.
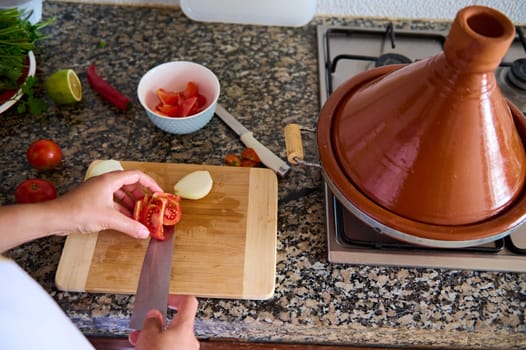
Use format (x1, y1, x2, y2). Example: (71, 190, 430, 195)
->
(224, 153, 241, 166)
(241, 159, 260, 167)
(241, 148, 261, 164)
(26, 139, 63, 171)
(15, 178, 57, 204)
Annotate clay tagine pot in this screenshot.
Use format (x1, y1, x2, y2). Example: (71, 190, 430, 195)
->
(317, 5, 526, 247)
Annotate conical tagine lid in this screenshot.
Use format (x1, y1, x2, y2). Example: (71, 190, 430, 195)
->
(318, 5, 526, 232)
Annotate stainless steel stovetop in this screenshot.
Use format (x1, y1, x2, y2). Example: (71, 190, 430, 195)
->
(317, 24, 526, 271)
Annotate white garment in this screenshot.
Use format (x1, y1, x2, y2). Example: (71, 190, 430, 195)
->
(0, 257, 95, 350)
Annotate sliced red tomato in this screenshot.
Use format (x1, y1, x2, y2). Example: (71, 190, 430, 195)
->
(157, 88, 182, 105)
(133, 194, 151, 221)
(142, 201, 165, 240)
(196, 94, 207, 109)
(179, 96, 198, 117)
(155, 82, 207, 118)
(152, 192, 182, 225)
(133, 192, 182, 240)
(133, 199, 143, 221)
(156, 103, 180, 117)
(183, 81, 198, 99)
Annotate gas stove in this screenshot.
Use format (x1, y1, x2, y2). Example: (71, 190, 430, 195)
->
(317, 23, 526, 272)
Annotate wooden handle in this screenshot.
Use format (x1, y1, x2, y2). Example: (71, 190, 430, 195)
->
(284, 123, 304, 164)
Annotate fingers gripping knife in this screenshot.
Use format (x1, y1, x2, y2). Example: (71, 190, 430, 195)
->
(129, 225, 175, 330)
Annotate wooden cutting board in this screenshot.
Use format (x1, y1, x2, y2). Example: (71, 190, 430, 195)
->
(55, 160, 278, 299)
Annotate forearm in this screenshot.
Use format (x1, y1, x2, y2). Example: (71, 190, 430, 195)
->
(0, 170, 161, 253)
(0, 200, 67, 253)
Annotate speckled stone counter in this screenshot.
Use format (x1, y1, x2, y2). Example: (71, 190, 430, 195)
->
(2, 2, 526, 349)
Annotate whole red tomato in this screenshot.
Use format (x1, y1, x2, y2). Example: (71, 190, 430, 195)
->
(26, 139, 63, 170)
(15, 178, 58, 204)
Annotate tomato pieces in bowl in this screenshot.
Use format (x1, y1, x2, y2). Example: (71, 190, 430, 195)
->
(156, 82, 207, 118)
(138, 61, 220, 134)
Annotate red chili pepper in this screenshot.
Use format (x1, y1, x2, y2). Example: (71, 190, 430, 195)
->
(87, 64, 132, 111)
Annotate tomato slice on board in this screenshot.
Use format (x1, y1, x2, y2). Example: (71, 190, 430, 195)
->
(133, 194, 151, 221)
(142, 201, 165, 240)
(152, 192, 182, 225)
(133, 192, 181, 240)
(133, 199, 142, 221)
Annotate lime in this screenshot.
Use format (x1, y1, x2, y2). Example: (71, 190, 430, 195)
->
(45, 69, 82, 104)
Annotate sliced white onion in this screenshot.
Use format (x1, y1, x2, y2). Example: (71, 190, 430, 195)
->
(85, 159, 124, 180)
(174, 170, 213, 200)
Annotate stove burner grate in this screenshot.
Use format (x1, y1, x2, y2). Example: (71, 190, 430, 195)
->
(509, 58, 526, 89)
(374, 53, 412, 67)
(321, 24, 447, 97)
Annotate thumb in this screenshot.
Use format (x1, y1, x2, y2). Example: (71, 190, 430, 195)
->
(131, 309, 164, 349)
(142, 309, 165, 333)
(168, 295, 198, 329)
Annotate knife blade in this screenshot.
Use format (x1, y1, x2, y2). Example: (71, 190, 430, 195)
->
(129, 225, 175, 330)
(215, 104, 290, 177)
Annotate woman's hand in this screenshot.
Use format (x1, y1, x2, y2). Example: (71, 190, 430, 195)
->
(0, 170, 164, 252)
(129, 295, 200, 350)
(53, 169, 164, 238)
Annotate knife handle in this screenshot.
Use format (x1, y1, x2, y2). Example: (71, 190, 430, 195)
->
(240, 132, 290, 177)
(284, 123, 304, 164)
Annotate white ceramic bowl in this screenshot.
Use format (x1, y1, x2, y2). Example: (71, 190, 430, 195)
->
(137, 61, 220, 135)
(0, 51, 36, 114)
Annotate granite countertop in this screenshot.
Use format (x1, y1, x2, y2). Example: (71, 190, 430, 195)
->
(2, 2, 526, 349)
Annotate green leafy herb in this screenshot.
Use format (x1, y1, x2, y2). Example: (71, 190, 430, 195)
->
(0, 8, 53, 114)
(16, 76, 48, 115)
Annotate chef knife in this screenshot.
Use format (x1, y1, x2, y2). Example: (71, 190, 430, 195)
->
(129, 225, 175, 330)
(215, 104, 290, 177)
